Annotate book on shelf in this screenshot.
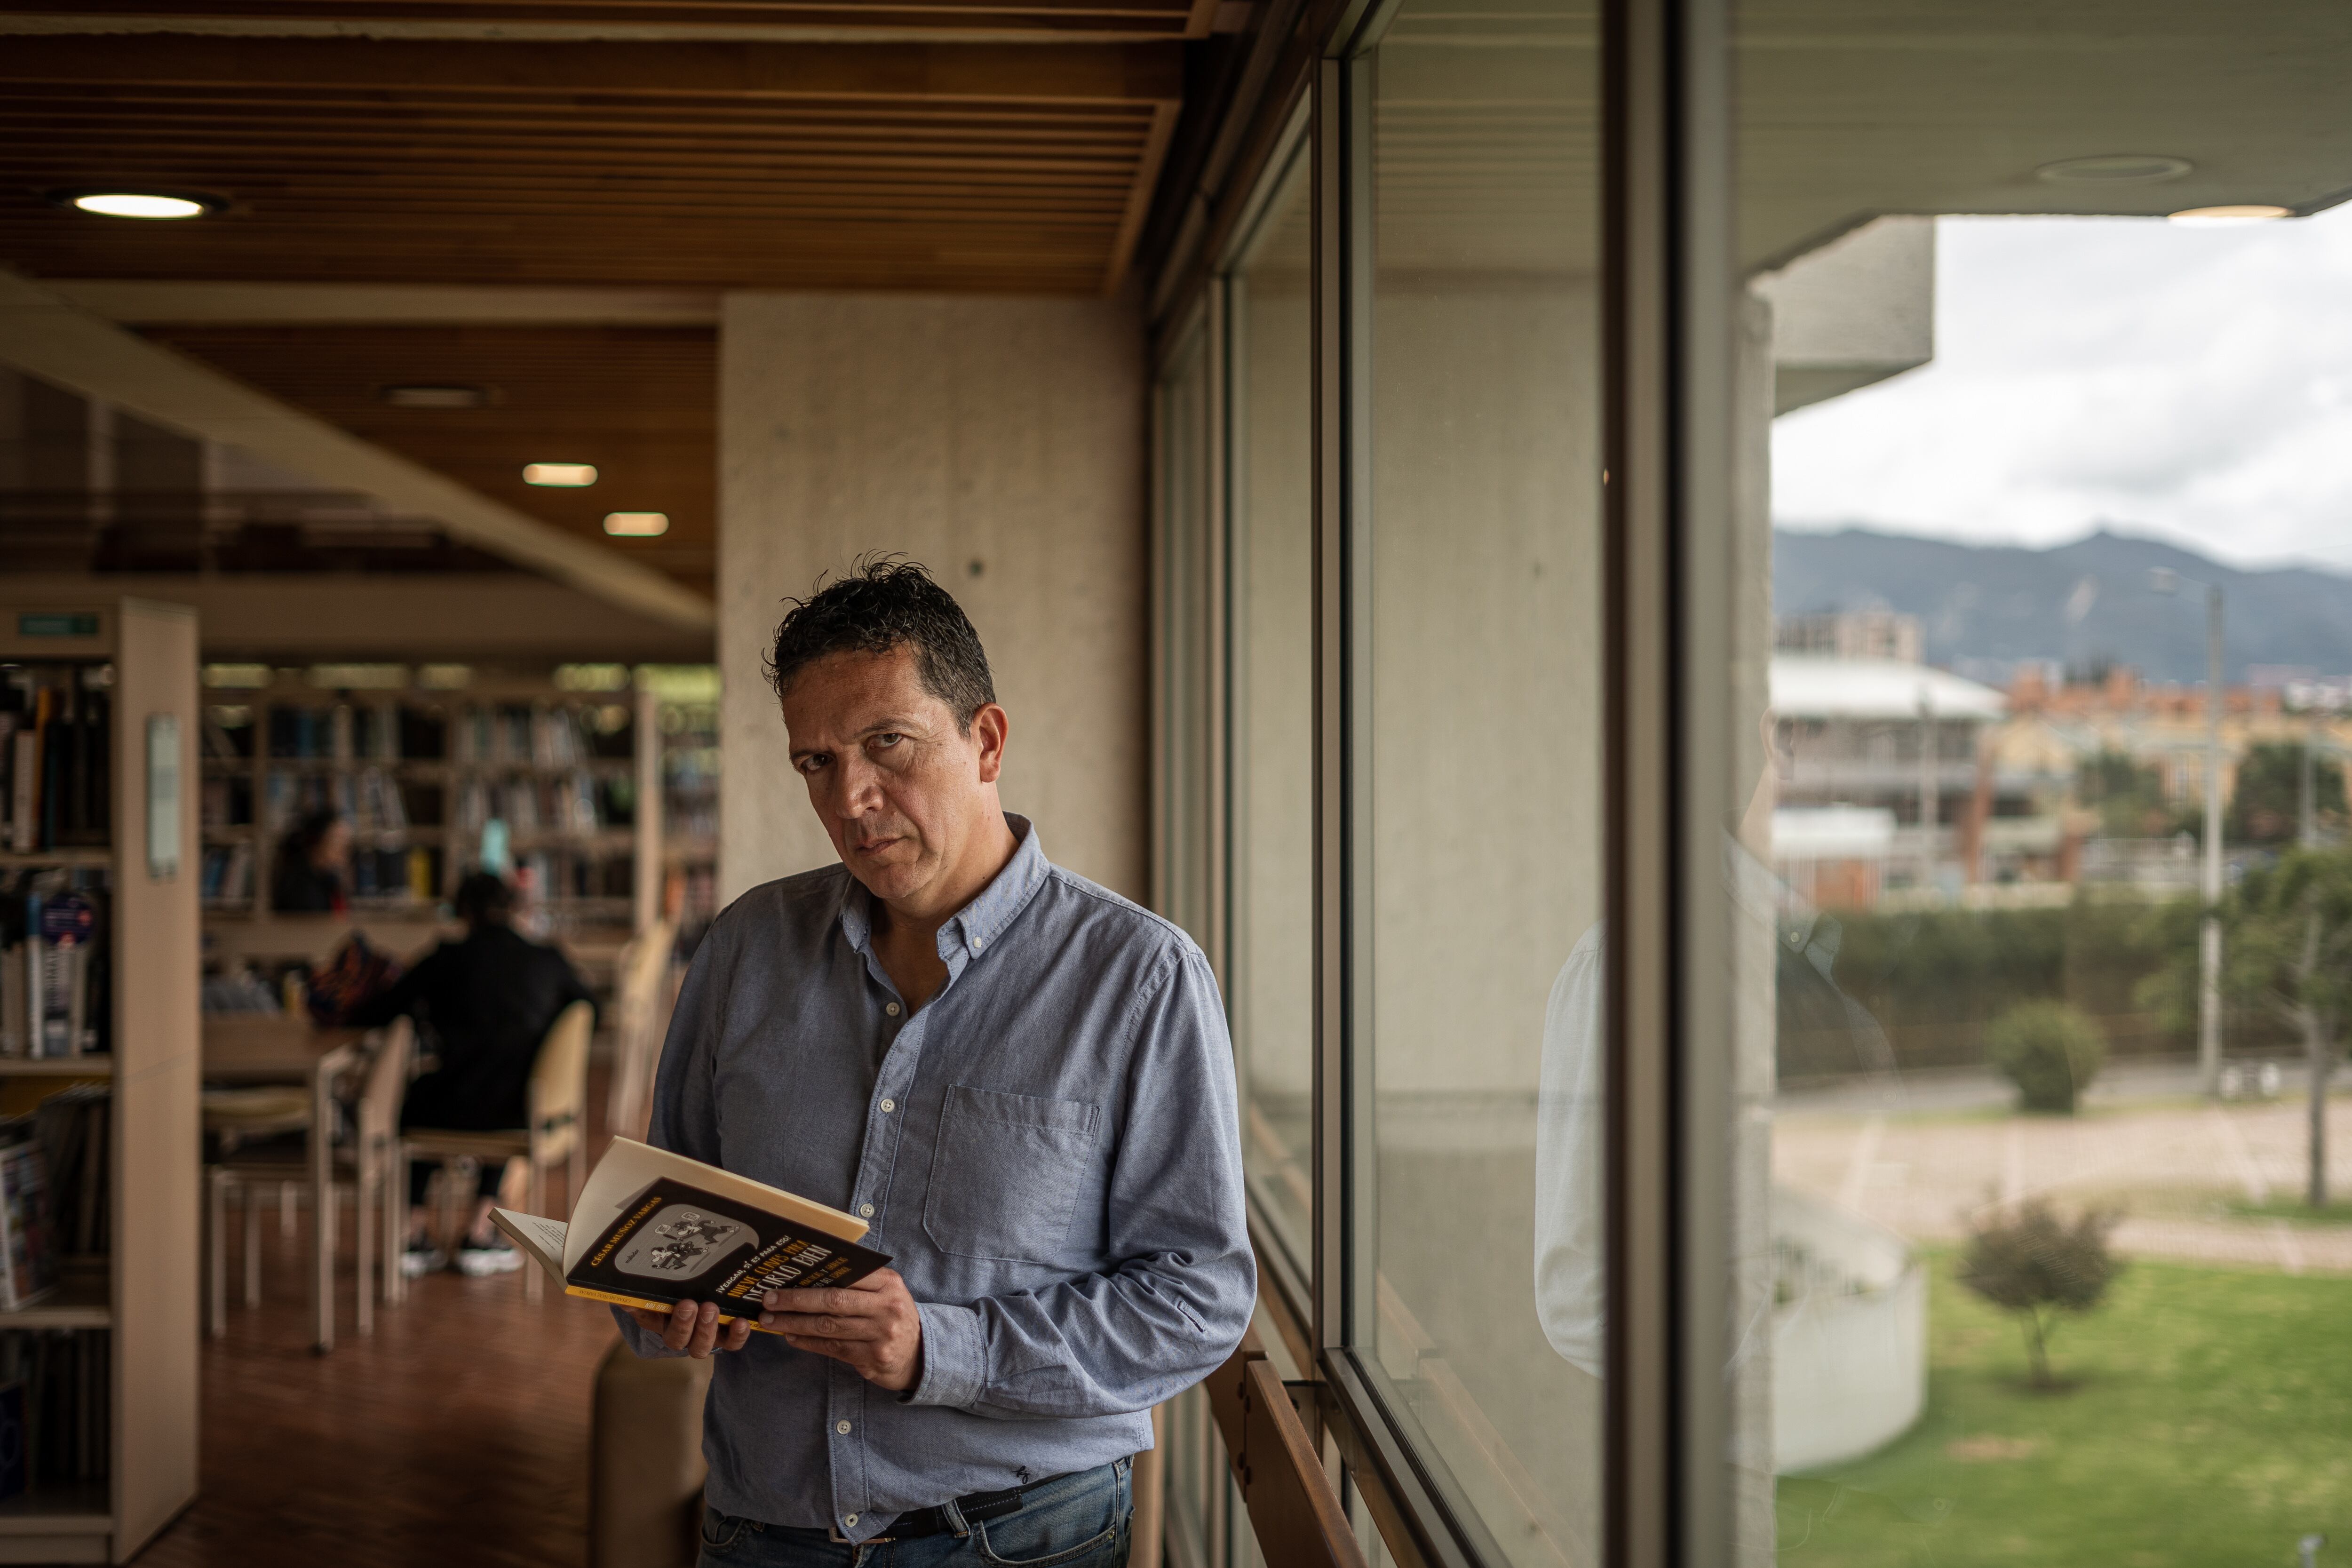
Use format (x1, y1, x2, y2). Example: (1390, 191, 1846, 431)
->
(0, 1123, 60, 1313)
(1, 873, 108, 1059)
(491, 1138, 888, 1328)
(1, 668, 112, 855)
(36, 1090, 108, 1258)
(0, 1330, 108, 1491)
(200, 843, 254, 903)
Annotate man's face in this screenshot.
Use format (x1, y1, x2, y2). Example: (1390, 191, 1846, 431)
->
(782, 645, 1006, 908)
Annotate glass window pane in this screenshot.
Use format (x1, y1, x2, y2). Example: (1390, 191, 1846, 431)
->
(1232, 150, 1316, 1276)
(1362, 1, 1605, 1560)
(1156, 320, 1216, 952)
(1723, 7, 2352, 1563)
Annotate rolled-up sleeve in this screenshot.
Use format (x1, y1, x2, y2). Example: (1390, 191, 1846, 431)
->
(905, 944, 1255, 1418)
(611, 924, 730, 1359)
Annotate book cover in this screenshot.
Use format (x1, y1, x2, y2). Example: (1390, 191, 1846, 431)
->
(491, 1137, 889, 1328)
(0, 1140, 57, 1312)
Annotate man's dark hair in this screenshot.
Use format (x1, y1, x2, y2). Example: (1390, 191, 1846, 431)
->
(453, 871, 516, 926)
(765, 556, 997, 730)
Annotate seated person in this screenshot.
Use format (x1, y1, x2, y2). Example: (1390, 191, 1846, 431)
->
(355, 871, 596, 1277)
(271, 810, 351, 914)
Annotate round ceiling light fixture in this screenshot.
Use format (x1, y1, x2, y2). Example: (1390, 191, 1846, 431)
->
(50, 188, 227, 220)
(524, 462, 598, 487)
(604, 512, 669, 537)
(2035, 154, 2193, 185)
(2168, 204, 2294, 226)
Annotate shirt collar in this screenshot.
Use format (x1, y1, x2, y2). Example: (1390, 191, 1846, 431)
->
(837, 813, 1051, 967)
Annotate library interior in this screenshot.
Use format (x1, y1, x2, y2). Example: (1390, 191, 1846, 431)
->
(9, 1, 2352, 1567)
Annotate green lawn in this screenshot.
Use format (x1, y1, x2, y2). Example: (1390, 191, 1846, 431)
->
(1778, 1257, 2352, 1567)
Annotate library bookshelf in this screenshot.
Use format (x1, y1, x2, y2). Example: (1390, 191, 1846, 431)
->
(644, 666, 719, 933)
(197, 668, 649, 935)
(0, 600, 201, 1564)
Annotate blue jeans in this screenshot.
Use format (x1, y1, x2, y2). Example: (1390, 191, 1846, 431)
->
(697, 1459, 1131, 1568)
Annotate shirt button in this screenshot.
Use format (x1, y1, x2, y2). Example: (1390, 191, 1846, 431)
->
(880, 1098, 895, 1113)
(836, 1420, 853, 1435)
(860, 1203, 875, 1218)
(844, 1514, 858, 1528)
(972, 937, 985, 951)
(885, 1002, 901, 1017)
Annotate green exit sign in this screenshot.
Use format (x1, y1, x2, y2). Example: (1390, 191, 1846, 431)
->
(17, 613, 99, 638)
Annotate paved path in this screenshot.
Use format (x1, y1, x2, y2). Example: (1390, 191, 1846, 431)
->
(1774, 1083, 2352, 1273)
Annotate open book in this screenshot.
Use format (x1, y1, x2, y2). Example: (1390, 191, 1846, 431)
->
(491, 1137, 890, 1328)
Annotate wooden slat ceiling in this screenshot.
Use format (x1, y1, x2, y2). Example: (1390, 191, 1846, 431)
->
(138, 324, 719, 591)
(0, 0, 1213, 39)
(0, 34, 1185, 294)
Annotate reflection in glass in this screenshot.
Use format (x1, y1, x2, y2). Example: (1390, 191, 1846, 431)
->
(1231, 150, 1317, 1276)
(1731, 5, 2352, 1563)
(1364, 0, 1605, 1560)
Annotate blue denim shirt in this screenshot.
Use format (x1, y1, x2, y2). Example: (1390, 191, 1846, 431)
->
(616, 816, 1255, 1543)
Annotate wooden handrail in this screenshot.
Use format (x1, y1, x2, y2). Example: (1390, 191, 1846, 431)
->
(1205, 1329, 1369, 1568)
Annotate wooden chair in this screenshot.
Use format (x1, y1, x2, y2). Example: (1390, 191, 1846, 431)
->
(604, 920, 677, 1143)
(398, 998, 594, 1302)
(205, 1018, 413, 1340)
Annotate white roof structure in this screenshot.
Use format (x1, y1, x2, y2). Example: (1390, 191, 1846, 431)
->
(1769, 656, 2007, 722)
(1772, 805, 1897, 860)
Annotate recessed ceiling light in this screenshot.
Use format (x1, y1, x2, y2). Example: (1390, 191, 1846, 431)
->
(604, 512, 669, 537)
(379, 384, 494, 409)
(51, 188, 226, 220)
(2036, 154, 2193, 185)
(524, 462, 598, 487)
(2168, 204, 2293, 226)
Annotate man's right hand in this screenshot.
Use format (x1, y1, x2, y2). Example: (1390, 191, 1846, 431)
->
(628, 1298, 753, 1359)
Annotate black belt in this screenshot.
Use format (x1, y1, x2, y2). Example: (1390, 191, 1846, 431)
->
(851, 1474, 1068, 1543)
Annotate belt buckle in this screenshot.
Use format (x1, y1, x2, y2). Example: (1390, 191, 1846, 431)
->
(828, 1526, 893, 1545)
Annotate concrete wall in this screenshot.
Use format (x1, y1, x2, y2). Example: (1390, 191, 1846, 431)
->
(715, 293, 1150, 905)
(1771, 1189, 1928, 1473)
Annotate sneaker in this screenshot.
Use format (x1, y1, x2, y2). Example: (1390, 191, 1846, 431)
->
(456, 1234, 524, 1277)
(402, 1241, 448, 1279)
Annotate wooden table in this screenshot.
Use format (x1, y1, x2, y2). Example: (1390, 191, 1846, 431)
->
(201, 1016, 369, 1353)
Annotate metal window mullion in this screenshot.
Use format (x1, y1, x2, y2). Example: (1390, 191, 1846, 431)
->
(1602, 0, 1735, 1567)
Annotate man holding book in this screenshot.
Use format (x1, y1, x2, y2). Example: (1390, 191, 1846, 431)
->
(615, 559, 1254, 1565)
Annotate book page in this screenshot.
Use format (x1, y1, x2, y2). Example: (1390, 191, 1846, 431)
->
(488, 1208, 568, 1285)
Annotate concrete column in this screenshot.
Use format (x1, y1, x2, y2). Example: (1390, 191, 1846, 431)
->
(715, 293, 1150, 905)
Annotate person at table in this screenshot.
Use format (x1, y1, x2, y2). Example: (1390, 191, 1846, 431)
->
(271, 809, 351, 914)
(615, 558, 1253, 1564)
(354, 870, 596, 1277)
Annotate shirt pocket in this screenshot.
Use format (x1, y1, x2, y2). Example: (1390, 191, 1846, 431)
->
(924, 1084, 1102, 1264)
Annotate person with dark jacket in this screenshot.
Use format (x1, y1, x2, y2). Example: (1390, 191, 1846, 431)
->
(356, 871, 596, 1277)
(272, 810, 351, 914)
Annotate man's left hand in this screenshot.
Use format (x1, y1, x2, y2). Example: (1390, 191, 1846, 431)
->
(762, 1268, 924, 1392)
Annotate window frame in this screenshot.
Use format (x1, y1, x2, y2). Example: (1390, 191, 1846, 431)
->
(1147, 0, 1740, 1560)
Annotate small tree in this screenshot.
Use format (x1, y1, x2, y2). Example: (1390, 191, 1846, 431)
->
(1957, 1200, 2122, 1390)
(2228, 741, 2348, 847)
(1985, 1000, 2107, 1113)
(2219, 848, 2352, 1207)
(2077, 748, 2174, 838)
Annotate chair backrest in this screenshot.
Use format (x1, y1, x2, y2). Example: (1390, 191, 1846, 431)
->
(604, 921, 676, 1140)
(528, 999, 596, 1147)
(354, 1017, 413, 1148)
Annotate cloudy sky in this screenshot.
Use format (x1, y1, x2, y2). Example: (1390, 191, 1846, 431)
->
(1771, 202, 2352, 572)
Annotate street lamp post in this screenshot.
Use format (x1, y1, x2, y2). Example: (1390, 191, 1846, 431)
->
(2151, 567, 2226, 1098)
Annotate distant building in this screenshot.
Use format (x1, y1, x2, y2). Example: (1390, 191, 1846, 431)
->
(1770, 656, 2012, 906)
(1775, 609, 1924, 666)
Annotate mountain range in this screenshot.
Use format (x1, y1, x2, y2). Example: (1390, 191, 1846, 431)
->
(1773, 527, 2352, 686)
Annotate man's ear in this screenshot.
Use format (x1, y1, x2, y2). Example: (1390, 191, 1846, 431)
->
(971, 703, 1010, 785)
